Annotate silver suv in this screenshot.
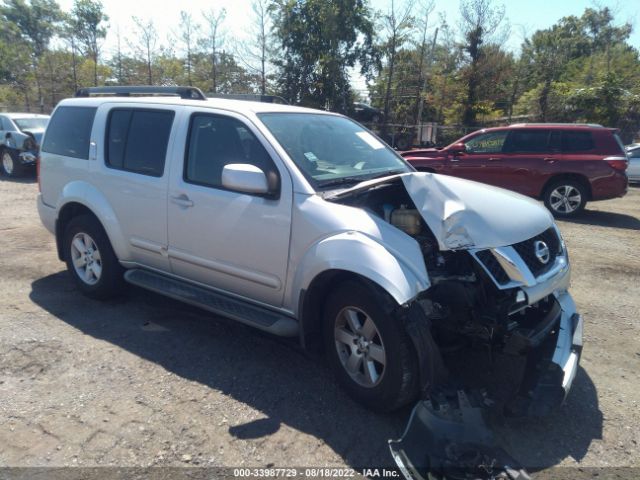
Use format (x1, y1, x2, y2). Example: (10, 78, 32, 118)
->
(37, 87, 582, 414)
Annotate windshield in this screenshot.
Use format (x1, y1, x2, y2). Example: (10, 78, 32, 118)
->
(13, 117, 49, 131)
(258, 113, 412, 189)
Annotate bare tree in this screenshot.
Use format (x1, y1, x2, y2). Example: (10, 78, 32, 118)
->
(131, 17, 158, 85)
(114, 25, 124, 84)
(380, 0, 415, 136)
(412, 0, 436, 126)
(176, 11, 200, 86)
(459, 0, 505, 126)
(234, 0, 272, 95)
(202, 7, 226, 94)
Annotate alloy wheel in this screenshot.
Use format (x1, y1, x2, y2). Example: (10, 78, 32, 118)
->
(549, 185, 582, 214)
(70, 232, 103, 285)
(2, 152, 14, 175)
(334, 306, 386, 388)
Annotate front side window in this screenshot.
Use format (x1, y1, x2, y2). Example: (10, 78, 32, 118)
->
(185, 114, 278, 189)
(41, 106, 97, 159)
(258, 113, 411, 189)
(465, 131, 508, 154)
(106, 108, 174, 177)
(504, 130, 551, 153)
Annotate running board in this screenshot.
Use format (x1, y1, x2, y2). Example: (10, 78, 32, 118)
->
(124, 269, 298, 337)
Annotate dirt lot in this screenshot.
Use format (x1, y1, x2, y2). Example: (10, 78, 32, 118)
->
(1, 176, 639, 477)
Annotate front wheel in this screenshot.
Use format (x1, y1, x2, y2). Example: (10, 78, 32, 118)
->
(543, 180, 587, 218)
(1, 149, 23, 178)
(323, 281, 418, 411)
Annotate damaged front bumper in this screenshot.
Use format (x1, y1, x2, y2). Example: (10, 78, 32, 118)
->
(504, 290, 583, 417)
(18, 150, 37, 166)
(389, 292, 583, 480)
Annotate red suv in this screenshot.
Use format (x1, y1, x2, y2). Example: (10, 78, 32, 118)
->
(402, 123, 629, 217)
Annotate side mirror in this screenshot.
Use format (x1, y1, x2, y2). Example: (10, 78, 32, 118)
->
(222, 163, 270, 195)
(5, 132, 11, 139)
(448, 142, 466, 154)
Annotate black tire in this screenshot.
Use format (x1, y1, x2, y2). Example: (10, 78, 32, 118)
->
(63, 214, 124, 299)
(323, 281, 418, 412)
(543, 179, 587, 218)
(0, 148, 24, 178)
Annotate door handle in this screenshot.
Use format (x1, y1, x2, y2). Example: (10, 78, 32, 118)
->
(543, 157, 556, 164)
(488, 157, 501, 161)
(170, 194, 194, 208)
(450, 157, 460, 162)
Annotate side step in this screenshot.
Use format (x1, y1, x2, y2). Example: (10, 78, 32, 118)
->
(124, 269, 298, 337)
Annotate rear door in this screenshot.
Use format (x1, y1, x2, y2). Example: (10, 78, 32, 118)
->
(498, 129, 555, 196)
(90, 103, 181, 272)
(166, 108, 293, 307)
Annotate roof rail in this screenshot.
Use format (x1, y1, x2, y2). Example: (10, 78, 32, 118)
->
(510, 122, 603, 128)
(74, 86, 207, 100)
(208, 93, 289, 105)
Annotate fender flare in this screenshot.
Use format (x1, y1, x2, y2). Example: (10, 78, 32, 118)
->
(292, 231, 430, 318)
(56, 181, 130, 261)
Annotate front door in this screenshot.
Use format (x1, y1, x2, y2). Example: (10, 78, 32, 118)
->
(448, 130, 509, 186)
(167, 110, 292, 307)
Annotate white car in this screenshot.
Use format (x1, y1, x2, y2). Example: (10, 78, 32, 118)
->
(37, 86, 582, 415)
(625, 144, 640, 182)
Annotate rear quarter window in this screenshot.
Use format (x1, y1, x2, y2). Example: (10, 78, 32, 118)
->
(562, 131, 594, 152)
(41, 106, 97, 159)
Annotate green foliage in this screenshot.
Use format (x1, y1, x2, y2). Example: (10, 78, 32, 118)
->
(270, 0, 376, 113)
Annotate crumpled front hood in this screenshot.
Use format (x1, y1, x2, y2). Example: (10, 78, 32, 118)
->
(401, 172, 554, 250)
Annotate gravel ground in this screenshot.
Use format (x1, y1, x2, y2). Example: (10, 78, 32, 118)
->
(1, 176, 639, 477)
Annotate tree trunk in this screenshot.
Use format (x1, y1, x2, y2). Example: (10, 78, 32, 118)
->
(71, 40, 78, 92)
(381, 35, 396, 138)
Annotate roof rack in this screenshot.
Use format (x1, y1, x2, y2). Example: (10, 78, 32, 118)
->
(74, 86, 207, 100)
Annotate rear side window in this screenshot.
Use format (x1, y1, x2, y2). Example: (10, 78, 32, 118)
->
(106, 108, 174, 177)
(41, 106, 97, 159)
(504, 130, 550, 153)
(562, 131, 594, 152)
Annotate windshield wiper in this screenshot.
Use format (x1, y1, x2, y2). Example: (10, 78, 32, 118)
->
(366, 169, 408, 181)
(318, 169, 409, 191)
(316, 175, 369, 189)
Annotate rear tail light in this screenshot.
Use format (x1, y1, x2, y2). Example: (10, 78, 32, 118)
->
(604, 156, 629, 171)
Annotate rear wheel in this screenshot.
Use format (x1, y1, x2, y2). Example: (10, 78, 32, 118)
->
(1, 149, 23, 178)
(63, 215, 124, 299)
(543, 180, 587, 218)
(323, 281, 418, 411)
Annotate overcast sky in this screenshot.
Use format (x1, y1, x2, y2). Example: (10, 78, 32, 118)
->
(56, 0, 639, 93)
